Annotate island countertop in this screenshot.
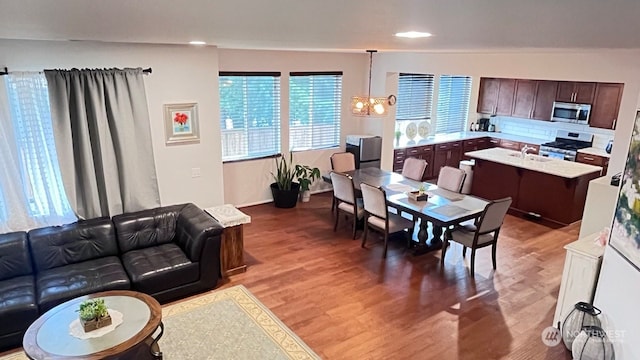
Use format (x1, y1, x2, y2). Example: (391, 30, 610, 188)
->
(465, 148, 602, 179)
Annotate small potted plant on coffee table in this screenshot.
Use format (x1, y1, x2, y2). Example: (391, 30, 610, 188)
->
(77, 298, 112, 332)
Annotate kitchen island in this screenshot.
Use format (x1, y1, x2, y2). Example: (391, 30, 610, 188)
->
(466, 148, 602, 226)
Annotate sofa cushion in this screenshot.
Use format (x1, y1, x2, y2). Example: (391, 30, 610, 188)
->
(121, 243, 199, 295)
(36, 256, 130, 311)
(0, 275, 39, 335)
(28, 218, 118, 272)
(0, 232, 33, 281)
(113, 205, 185, 253)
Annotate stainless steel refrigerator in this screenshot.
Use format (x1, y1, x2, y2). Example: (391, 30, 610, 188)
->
(345, 135, 382, 168)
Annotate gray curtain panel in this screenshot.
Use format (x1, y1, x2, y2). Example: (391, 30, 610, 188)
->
(45, 68, 160, 219)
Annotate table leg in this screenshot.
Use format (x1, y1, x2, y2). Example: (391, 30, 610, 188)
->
(412, 220, 443, 256)
(150, 322, 164, 359)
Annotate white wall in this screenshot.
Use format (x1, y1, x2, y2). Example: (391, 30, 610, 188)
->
(0, 39, 224, 209)
(366, 50, 640, 174)
(218, 49, 367, 206)
(594, 247, 640, 359)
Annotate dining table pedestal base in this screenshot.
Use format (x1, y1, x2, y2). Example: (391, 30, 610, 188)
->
(412, 221, 444, 256)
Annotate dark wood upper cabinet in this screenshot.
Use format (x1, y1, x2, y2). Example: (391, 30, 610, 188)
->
(477, 78, 500, 114)
(590, 83, 624, 130)
(512, 80, 537, 118)
(495, 79, 516, 116)
(477, 78, 515, 115)
(556, 81, 596, 103)
(531, 81, 558, 120)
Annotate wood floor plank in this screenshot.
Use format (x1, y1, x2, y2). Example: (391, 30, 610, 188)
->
(210, 193, 573, 359)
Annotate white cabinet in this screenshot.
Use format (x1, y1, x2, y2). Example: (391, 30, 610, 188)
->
(553, 233, 605, 328)
(578, 176, 619, 239)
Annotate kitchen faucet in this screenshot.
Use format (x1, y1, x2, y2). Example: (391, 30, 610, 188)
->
(521, 145, 536, 158)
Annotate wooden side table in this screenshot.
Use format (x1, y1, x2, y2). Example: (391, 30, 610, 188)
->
(205, 205, 251, 278)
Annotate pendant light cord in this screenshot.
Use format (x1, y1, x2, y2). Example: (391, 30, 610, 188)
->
(367, 51, 373, 100)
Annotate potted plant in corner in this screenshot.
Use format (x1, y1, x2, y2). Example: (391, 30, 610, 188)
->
(270, 152, 301, 208)
(295, 164, 321, 203)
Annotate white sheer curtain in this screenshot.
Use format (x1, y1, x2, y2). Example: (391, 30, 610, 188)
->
(0, 73, 76, 232)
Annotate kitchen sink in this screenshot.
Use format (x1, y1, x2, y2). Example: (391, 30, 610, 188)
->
(507, 153, 553, 162)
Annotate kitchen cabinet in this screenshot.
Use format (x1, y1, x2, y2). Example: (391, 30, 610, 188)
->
(556, 81, 596, 104)
(488, 137, 501, 148)
(469, 154, 600, 226)
(499, 139, 521, 151)
(477, 78, 515, 116)
(395, 145, 434, 180)
(512, 80, 537, 118)
(532, 81, 558, 120)
(576, 152, 608, 176)
(477, 78, 501, 114)
(463, 138, 493, 160)
(393, 149, 406, 173)
(589, 83, 624, 130)
(552, 234, 604, 328)
(433, 141, 462, 176)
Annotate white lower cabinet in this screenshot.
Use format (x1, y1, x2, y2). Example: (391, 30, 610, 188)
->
(553, 233, 605, 328)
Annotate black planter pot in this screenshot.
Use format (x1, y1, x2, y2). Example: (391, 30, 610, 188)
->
(270, 182, 300, 208)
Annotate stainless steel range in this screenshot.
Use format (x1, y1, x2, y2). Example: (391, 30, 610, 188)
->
(539, 130, 593, 161)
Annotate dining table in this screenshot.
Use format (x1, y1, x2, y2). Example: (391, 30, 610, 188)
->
(324, 168, 490, 255)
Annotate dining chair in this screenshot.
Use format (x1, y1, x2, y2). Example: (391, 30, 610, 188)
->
(360, 183, 415, 258)
(401, 157, 428, 181)
(330, 152, 356, 212)
(441, 197, 512, 276)
(330, 171, 364, 239)
(330, 152, 356, 173)
(436, 166, 467, 193)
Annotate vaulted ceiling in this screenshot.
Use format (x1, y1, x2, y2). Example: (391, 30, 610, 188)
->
(1, 0, 640, 51)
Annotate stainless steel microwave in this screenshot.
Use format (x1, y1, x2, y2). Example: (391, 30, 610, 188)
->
(551, 101, 591, 124)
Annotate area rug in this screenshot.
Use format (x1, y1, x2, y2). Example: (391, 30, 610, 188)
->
(0, 285, 320, 360)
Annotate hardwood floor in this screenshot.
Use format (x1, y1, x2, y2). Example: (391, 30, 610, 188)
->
(0, 192, 576, 359)
(217, 192, 575, 360)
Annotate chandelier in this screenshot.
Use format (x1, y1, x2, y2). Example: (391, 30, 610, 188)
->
(351, 50, 389, 116)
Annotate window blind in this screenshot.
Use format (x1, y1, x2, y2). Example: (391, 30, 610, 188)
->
(436, 75, 472, 134)
(289, 72, 342, 151)
(219, 72, 281, 161)
(396, 73, 434, 121)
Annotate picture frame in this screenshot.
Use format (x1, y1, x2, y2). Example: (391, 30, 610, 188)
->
(164, 102, 200, 145)
(610, 110, 640, 271)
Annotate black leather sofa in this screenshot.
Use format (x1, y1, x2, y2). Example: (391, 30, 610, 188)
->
(0, 203, 223, 350)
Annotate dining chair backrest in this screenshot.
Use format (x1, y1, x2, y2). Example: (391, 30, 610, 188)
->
(478, 197, 512, 233)
(360, 183, 388, 220)
(330, 171, 356, 204)
(436, 166, 466, 193)
(401, 157, 428, 181)
(330, 152, 356, 173)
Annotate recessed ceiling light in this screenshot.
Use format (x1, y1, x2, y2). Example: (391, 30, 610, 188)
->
(189, 40, 206, 45)
(395, 31, 432, 39)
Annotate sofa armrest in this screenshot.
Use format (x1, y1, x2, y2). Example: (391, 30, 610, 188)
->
(175, 204, 223, 262)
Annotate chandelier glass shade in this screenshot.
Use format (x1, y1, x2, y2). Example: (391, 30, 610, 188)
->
(351, 50, 388, 117)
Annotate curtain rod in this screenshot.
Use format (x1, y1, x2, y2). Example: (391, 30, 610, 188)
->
(0, 67, 152, 76)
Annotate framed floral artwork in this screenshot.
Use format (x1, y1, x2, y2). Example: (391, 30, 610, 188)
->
(164, 102, 200, 145)
(610, 110, 640, 271)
